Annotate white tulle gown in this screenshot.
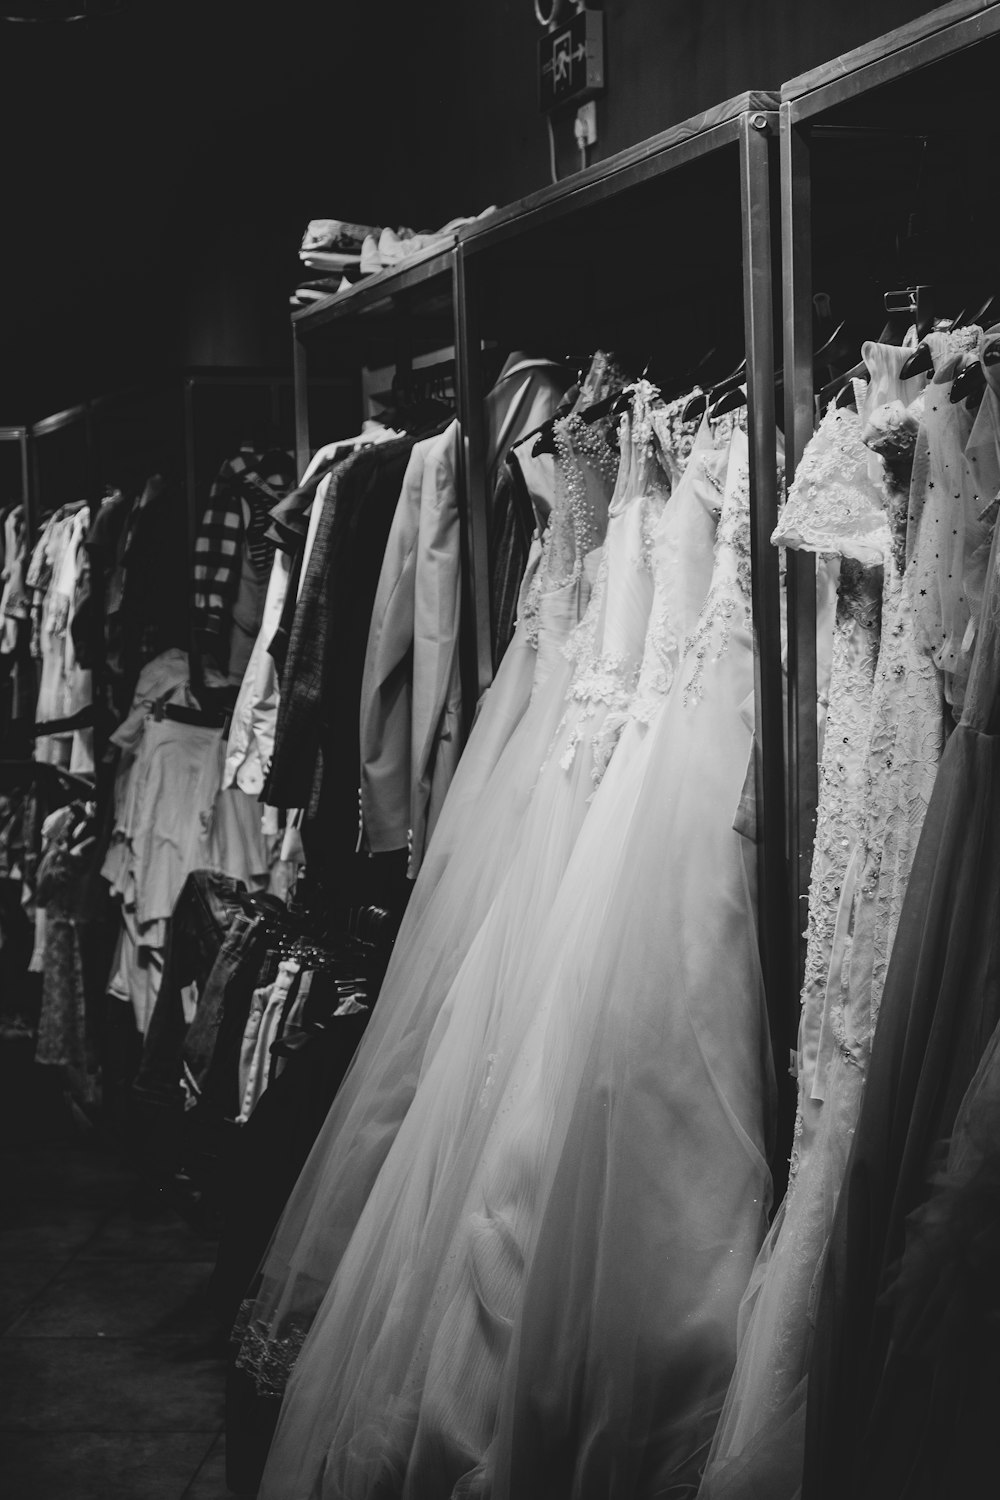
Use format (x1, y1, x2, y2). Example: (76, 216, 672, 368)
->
(254, 386, 680, 1497)
(483, 426, 774, 1500)
(235, 400, 617, 1395)
(260, 419, 774, 1500)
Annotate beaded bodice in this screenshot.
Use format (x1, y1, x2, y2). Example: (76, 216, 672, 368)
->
(906, 354, 980, 709)
(552, 385, 667, 780)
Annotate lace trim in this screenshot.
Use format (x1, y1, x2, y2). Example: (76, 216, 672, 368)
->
(652, 391, 703, 476)
(682, 453, 752, 707)
(774, 404, 890, 563)
(232, 1301, 310, 1397)
(787, 563, 882, 1183)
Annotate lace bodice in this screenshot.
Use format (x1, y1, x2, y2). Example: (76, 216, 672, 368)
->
(553, 388, 667, 778)
(773, 403, 890, 564)
(816, 548, 944, 1087)
(790, 556, 882, 1180)
(682, 427, 753, 708)
(859, 342, 930, 575)
(652, 390, 704, 488)
(629, 415, 728, 727)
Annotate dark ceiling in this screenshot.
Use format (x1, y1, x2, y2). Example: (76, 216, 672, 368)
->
(1, 0, 460, 421)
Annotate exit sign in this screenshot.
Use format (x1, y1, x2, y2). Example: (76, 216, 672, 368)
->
(539, 8, 605, 113)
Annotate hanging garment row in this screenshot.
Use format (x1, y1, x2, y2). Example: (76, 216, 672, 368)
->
(227, 365, 782, 1498)
(699, 318, 1000, 1499)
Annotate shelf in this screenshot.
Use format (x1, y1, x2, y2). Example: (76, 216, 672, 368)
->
(782, 0, 1000, 122)
(291, 244, 456, 336)
(459, 91, 779, 256)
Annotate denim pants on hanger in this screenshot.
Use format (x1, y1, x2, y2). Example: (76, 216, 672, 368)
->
(132, 869, 248, 1110)
(189, 914, 270, 1118)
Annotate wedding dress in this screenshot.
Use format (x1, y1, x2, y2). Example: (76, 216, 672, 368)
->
(254, 384, 673, 1497)
(235, 395, 617, 1397)
(699, 397, 889, 1500)
(476, 426, 774, 1500)
(389, 406, 741, 1498)
(701, 332, 969, 1500)
(805, 413, 1000, 1500)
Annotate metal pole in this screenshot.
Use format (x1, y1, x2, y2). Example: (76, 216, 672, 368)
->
(18, 429, 34, 539)
(183, 378, 198, 554)
(30, 426, 43, 532)
(739, 111, 792, 1136)
(452, 244, 494, 729)
(293, 328, 311, 476)
(780, 103, 819, 1008)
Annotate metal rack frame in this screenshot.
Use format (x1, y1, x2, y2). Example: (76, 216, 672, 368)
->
(20, 370, 318, 550)
(290, 89, 798, 1098)
(457, 90, 791, 1085)
(779, 0, 1000, 1030)
(290, 244, 458, 475)
(0, 425, 33, 535)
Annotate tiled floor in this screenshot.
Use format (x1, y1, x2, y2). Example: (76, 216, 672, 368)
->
(0, 1045, 231, 1499)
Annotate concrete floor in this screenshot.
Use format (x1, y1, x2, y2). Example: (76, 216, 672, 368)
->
(0, 1043, 231, 1499)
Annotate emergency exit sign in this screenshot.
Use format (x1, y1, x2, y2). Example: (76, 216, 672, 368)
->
(539, 8, 605, 112)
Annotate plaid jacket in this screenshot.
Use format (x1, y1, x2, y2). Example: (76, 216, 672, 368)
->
(192, 449, 287, 652)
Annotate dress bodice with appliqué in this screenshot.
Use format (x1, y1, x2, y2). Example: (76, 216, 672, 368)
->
(817, 354, 946, 1081)
(680, 424, 755, 711)
(770, 401, 889, 1176)
(552, 384, 668, 779)
(522, 411, 618, 692)
(654, 388, 704, 487)
(627, 410, 731, 728)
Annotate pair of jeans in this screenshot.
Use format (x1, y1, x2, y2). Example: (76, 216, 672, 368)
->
(132, 870, 247, 1111)
(192, 914, 270, 1118)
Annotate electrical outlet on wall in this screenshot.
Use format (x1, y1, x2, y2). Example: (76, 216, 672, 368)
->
(575, 100, 597, 146)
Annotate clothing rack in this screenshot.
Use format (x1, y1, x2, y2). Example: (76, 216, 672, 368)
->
(779, 0, 1000, 1021)
(291, 89, 792, 1153)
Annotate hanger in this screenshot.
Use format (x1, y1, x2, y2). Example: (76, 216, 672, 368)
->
(577, 386, 634, 427)
(949, 362, 985, 405)
(680, 358, 746, 423)
(0, 758, 96, 801)
(152, 700, 229, 730)
(709, 384, 748, 419)
(818, 311, 909, 410)
(507, 387, 578, 458)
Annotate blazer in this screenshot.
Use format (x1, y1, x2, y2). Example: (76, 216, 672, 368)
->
(359, 359, 568, 876)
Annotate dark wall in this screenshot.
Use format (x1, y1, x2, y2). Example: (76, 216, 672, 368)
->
(440, 0, 947, 210)
(1, 0, 460, 419)
(1, 0, 951, 421)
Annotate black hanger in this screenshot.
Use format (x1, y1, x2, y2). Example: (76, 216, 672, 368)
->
(681, 359, 746, 424)
(949, 362, 985, 405)
(0, 758, 96, 800)
(153, 700, 229, 730)
(507, 387, 578, 458)
(898, 340, 935, 380)
(818, 314, 907, 410)
(577, 386, 634, 427)
(709, 384, 747, 419)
